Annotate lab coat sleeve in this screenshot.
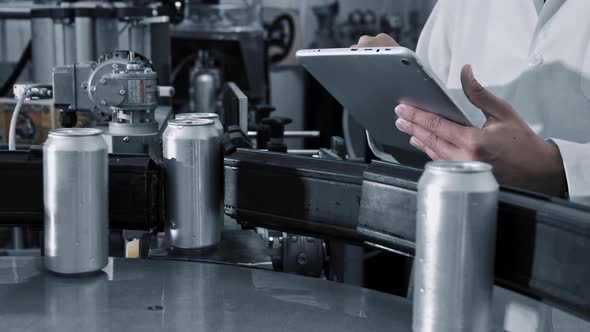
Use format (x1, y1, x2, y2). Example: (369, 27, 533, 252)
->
(415, 0, 454, 84)
(550, 139, 590, 204)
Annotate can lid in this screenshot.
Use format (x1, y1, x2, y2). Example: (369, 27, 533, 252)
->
(167, 119, 215, 127)
(425, 161, 493, 173)
(175, 113, 219, 120)
(49, 128, 103, 137)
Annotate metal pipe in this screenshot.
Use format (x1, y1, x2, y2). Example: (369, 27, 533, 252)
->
(255, 149, 319, 156)
(248, 131, 321, 138)
(74, 16, 94, 63)
(11, 227, 24, 250)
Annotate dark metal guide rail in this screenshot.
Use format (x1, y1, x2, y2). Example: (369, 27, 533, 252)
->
(224, 149, 590, 320)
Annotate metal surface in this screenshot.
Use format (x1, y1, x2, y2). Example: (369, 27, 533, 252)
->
(414, 161, 499, 332)
(149, 218, 273, 269)
(52, 51, 170, 153)
(30, 6, 119, 84)
(0, 256, 412, 332)
(223, 82, 249, 134)
(192, 70, 218, 113)
(189, 51, 220, 114)
(43, 128, 108, 274)
(175, 112, 224, 136)
(164, 119, 223, 250)
(281, 234, 325, 277)
(248, 130, 321, 138)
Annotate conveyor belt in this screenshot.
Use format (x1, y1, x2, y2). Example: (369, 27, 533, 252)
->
(224, 149, 590, 319)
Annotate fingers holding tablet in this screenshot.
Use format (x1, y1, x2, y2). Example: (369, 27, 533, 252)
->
(395, 104, 476, 160)
(352, 33, 399, 48)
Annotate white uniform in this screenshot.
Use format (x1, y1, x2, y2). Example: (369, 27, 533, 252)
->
(416, 0, 590, 204)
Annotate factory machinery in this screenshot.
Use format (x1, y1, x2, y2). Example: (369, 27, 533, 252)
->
(0, 1, 589, 331)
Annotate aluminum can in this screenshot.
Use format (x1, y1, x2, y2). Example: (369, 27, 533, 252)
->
(163, 118, 223, 250)
(175, 112, 224, 137)
(43, 128, 109, 274)
(413, 161, 499, 332)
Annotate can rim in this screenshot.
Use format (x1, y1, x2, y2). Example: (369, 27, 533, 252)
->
(167, 119, 215, 127)
(175, 113, 219, 120)
(49, 128, 103, 137)
(425, 161, 493, 173)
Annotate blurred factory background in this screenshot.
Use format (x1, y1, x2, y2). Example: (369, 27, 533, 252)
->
(0, 0, 436, 151)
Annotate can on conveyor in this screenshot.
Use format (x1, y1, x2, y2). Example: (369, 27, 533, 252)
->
(43, 128, 109, 274)
(175, 113, 224, 137)
(163, 118, 223, 250)
(413, 161, 499, 332)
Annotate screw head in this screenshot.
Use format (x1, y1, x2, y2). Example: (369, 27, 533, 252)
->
(99, 78, 107, 85)
(112, 63, 119, 69)
(296, 253, 308, 266)
(119, 89, 126, 95)
(100, 100, 107, 106)
(123, 136, 130, 143)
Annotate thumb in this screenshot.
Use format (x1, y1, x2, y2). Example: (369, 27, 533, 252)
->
(460, 64, 515, 121)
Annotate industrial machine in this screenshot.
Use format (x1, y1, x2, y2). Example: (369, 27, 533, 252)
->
(52, 50, 173, 154)
(170, 0, 268, 111)
(0, 1, 589, 332)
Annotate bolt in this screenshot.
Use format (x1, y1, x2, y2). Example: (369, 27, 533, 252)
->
(123, 137, 130, 143)
(112, 63, 119, 69)
(100, 78, 107, 85)
(100, 100, 107, 106)
(91, 86, 97, 92)
(296, 253, 308, 266)
(119, 89, 126, 95)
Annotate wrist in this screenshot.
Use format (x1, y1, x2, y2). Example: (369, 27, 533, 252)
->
(543, 141, 568, 197)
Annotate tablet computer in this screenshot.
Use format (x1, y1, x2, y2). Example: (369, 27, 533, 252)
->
(297, 47, 473, 163)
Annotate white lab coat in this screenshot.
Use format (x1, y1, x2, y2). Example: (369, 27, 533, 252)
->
(416, 0, 590, 204)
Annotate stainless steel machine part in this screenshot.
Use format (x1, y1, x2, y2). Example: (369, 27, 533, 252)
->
(163, 119, 223, 250)
(0, 257, 413, 332)
(53, 51, 172, 153)
(189, 51, 220, 114)
(248, 130, 321, 138)
(413, 161, 499, 332)
(30, 6, 119, 83)
(175, 112, 224, 136)
(43, 128, 109, 274)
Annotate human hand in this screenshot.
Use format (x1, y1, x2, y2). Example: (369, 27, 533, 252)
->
(394, 65, 567, 196)
(352, 33, 399, 48)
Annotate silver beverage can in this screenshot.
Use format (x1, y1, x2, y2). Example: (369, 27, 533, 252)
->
(175, 113, 224, 137)
(43, 128, 109, 274)
(163, 118, 223, 250)
(413, 161, 499, 332)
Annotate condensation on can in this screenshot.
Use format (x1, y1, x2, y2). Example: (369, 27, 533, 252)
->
(43, 128, 109, 275)
(413, 161, 499, 332)
(163, 118, 223, 250)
